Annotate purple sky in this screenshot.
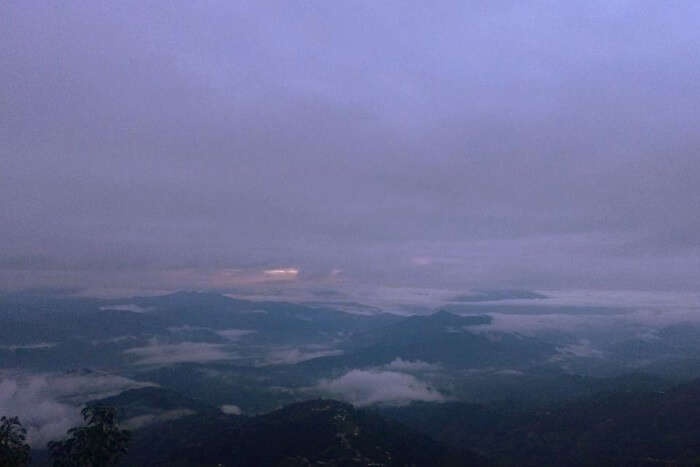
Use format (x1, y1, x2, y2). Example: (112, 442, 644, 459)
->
(2, 1, 700, 293)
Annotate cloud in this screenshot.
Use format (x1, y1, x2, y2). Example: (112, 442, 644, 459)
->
(479, 304, 700, 338)
(99, 304, 151, 313)
(166, 326, 256, 341)
(0, 370, 154, 447)
(317, 370, 445, 406)
(2, 2, 700, 293)
(493, 369, 524, 376)
(262, 348, 343, 366)
(215, 329, 257, 341)
(451, 290, 548, 302)
(124, 341, 235, 365)
(555, 339, 605, 358)
(383, 358, 440, 372)
(167, 325, 208, 332)
(532, 289, 700, 310)
(220, 404, 242, 415)
(122, 409, 195, 430)
(0, 342, 56, 351)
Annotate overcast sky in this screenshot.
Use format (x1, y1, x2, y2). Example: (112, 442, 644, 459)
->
(2, 1, 699, 293)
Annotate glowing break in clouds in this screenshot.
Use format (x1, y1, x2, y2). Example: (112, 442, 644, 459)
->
(263, 268, 299, 278)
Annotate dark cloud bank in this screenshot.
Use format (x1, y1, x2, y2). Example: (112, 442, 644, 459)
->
(2, 1, 699, 293)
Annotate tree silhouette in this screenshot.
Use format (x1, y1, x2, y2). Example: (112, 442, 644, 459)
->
(0, 416, 31, 467)
(49, 406, 130, 467)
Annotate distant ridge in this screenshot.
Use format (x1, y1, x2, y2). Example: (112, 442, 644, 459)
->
(451, 290, 548, 302)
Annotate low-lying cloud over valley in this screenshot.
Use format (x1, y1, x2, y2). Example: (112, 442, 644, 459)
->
(124, 341, 236, 366)
(0, 370, 154, 447)
(318, 369, 445, 406)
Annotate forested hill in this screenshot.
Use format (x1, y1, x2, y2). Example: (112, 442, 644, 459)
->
(381, 377, 700, 466)
(121, 398, 488, 466)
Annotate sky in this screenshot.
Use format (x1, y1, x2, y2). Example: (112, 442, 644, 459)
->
(2, 1, 700, 293)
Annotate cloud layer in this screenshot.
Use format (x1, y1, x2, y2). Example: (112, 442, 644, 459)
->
(2, 2, 700, 292)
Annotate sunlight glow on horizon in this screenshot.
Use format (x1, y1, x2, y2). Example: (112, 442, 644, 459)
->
(263, 268, 300, 277)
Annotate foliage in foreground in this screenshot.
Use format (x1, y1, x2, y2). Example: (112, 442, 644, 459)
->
(48, 406, 130, 467)
(0, 416, 31, 467)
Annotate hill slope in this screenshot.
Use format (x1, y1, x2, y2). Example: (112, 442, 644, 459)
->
(382, 377, 700, 466)
(124, 399, 488, 466)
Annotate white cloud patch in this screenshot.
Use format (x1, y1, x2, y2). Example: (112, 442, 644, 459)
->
(262, 348, 343, 365)
(231, 308, 268, 314)
(493, 368, 524, 376)
(317, 370, 445, 406)
(99, 304, 151, 313)
(478, 305, 700, 343)
(124, 341, 235, 365)
(383, 358, 440, 372)
(91, 335, 140, 345)
(122, 409, 196, 430)
(167, 325, 208, 332)
(0, 342, 56, 351)
(556, 339, 604, 358)
(0, 370, 154, 447)
(215, 329, 257, 340)
(220, 404, 242, 415)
